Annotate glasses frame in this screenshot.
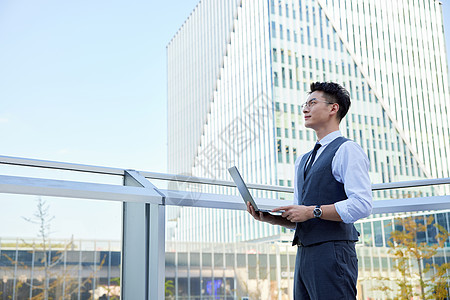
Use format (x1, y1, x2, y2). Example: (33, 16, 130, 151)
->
(301, 98, 335, 110)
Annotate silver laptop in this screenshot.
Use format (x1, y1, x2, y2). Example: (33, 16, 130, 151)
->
(228, 166, 283, 215)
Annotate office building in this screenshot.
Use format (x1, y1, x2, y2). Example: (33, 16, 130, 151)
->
(167, 0, 450, 243)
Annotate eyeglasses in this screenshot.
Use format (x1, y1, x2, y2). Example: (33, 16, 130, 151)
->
(301, 98, 335, 110)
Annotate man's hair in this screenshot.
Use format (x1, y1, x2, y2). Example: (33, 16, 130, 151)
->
(309, 81, 351, 121)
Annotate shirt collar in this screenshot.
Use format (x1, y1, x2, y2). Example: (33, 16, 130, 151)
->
(316, 130, 342, 147)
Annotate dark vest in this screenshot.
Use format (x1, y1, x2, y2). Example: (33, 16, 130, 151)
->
(292, 137, 359, 247)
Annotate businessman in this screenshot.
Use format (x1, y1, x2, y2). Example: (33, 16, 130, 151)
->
(247, 81, 372, 299)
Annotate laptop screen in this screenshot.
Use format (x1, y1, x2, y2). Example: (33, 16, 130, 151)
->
(228, 166, 266, 212)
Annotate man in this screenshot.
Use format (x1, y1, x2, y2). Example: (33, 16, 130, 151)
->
(247, 81, 372, 299)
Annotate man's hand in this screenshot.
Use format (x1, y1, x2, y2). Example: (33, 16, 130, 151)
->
(272, 205, 314, 222)
(246, 202, 296, 229)
(246, 202, 274, 223)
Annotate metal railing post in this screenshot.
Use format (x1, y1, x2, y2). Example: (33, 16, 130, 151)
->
(122, 170, 165, 300)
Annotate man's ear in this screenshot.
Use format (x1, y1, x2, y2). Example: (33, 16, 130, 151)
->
(330, 103, 340, 117)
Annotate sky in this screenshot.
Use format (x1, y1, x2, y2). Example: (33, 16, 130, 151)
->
(0, 0, 450, 241)
(0, 0, 200, 240)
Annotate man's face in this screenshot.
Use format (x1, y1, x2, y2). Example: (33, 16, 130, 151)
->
(302, 91, 336, 130)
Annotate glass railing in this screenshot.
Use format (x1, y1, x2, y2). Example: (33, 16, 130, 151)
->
(0, 155, 449, 299)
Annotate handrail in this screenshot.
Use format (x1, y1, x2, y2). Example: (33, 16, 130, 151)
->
(1, 155, 449, 193)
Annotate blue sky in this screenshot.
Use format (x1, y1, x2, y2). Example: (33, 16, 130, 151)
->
(0, 0, 200, 173)
(0, 0, 200, 240)
(0, 1, 449, 240)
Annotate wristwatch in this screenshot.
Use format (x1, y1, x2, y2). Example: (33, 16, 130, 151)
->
(313, 205, 322, 218)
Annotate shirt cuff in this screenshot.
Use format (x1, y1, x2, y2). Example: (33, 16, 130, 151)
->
(334, 200, 352, 224)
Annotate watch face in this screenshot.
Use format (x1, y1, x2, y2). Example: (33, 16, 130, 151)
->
(313, 207, 322, 218)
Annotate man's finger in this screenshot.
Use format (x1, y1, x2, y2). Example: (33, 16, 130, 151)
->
(272, 205, 292, 212)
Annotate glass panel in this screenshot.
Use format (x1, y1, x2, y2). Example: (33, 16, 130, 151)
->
(161, 163, 449, 299)
(225, 253, 234, 267)
(356, 210, 450, 298)
(373, 221, 383, 247)
(214, 253, 223, 267)
(0, 194, 121, 300)
(178, 253, 188, 267)
(202, 253, 212, 267)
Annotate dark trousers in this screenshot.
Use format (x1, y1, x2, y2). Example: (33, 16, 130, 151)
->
(293, 241, 358, 300)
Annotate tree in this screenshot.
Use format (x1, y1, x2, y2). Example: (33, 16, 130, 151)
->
(373, 215, 450, 299)
(1, 198, 107, 299)
(165, 279, 174, 298)
(22, 197, 55, 299)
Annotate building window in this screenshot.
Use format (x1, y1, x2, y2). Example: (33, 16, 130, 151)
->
(299, 1, 302, 20)
(276, 127, 281, 137)
(281, 49, 285, 63)
(307, 26, 311, 45)
(274, 72, 279, 87)
(286, 146, 290, 163)
(312, 6, 316, 25)
(275, 102, 280, 111)
(306, 5, 309, 22)
(289, 69, 293, 89)
(273, 48, 277, 62)
(271, 22, 276, 38)
(280, 25, 284, 39)
(293, 148, 297, 161)
(277, 140, 282, 163)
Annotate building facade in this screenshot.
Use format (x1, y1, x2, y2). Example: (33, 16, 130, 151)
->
(167, 0, 450, 243)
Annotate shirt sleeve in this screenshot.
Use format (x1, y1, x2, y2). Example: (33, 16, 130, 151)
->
(333, 141, 373, 223)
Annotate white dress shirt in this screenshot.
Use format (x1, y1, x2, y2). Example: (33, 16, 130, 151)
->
(293, 130, 373, 223)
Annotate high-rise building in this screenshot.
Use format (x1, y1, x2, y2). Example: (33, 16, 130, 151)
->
(167, 0, 450, 243)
